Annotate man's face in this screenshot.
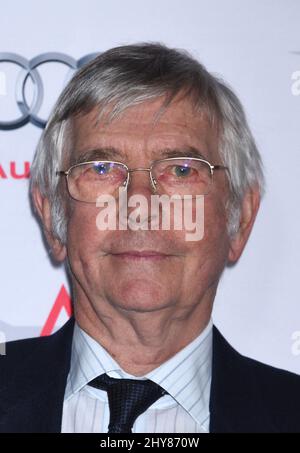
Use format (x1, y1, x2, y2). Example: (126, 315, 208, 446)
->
(64, 97, 231, 314)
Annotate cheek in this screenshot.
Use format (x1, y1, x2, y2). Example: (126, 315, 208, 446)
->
(66, 204, 109, 260)
(204, 189, 229, 234)
(186, 196, 230, 270)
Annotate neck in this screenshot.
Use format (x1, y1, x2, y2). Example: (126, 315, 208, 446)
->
(74, 286, 216, 376)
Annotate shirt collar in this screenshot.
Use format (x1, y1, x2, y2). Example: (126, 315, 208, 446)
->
(65, 319, 213, 428)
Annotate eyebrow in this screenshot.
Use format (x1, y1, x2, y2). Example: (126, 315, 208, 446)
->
(72, 147, 125, 165)
(71, 146, 208, 166)
(158, 147, 208, 160)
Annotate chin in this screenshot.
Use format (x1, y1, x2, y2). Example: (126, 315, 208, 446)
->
(109, 278, 173, 312)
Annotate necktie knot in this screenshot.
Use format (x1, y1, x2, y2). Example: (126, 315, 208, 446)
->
(89, 373, 167, 433)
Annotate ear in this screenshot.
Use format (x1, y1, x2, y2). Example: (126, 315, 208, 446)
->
(32, 187, 67, 263)
(228, 186, 261, 263)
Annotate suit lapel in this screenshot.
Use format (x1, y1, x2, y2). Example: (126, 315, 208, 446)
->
(209, 326, 276, 433)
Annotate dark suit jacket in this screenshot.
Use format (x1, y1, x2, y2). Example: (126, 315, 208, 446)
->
(0, 317, 300, 433)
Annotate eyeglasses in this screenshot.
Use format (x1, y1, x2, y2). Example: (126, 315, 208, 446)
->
(56, 157, 229, 203)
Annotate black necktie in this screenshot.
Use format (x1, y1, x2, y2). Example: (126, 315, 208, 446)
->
(89, 373, 167, 433)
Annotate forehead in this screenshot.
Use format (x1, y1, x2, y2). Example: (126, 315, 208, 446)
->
(70, 96, 220, 162)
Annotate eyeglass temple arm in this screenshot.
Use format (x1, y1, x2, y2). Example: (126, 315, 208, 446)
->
(56, 170, 68, 176)
(212, 165, 230, 175)
(212, 165, 228, 170)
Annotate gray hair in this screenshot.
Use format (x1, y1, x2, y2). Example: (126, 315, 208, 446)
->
(30, 42, 265, 243)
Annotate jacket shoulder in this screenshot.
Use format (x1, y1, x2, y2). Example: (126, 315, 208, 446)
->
(0, 318, 74, 379)
(0, 318, 74, 433)
(212, 326, 300, 432)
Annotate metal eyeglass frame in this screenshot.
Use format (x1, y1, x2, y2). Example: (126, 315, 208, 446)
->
(56, 157, 229, 202)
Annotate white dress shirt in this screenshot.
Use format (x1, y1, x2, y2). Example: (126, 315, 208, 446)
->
(61, 319, 213, 433)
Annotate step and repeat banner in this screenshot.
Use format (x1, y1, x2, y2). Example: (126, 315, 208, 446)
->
(0, 0, 300, 373)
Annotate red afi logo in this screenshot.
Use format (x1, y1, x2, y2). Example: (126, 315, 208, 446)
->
(40, 285, 72, 336)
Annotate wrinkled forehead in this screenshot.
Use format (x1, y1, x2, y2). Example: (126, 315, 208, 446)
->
(66, 96, 221, 165)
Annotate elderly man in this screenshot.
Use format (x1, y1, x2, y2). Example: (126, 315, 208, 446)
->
(1, 43, 300, 434)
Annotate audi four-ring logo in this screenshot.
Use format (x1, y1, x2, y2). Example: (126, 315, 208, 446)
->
(0, 52, 99, 130)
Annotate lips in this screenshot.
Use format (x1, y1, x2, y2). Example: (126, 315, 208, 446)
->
(111, 250, 170, 260)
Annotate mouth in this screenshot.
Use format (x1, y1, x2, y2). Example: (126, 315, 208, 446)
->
(110, 250, 171, 261)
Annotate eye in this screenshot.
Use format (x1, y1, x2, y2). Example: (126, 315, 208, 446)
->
(92, 162, 113, 175)
(172, 165, 192, 177)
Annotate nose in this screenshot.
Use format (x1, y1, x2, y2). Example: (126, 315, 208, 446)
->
(120, 168, 159, 230)
(126, 168, 156, 196)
